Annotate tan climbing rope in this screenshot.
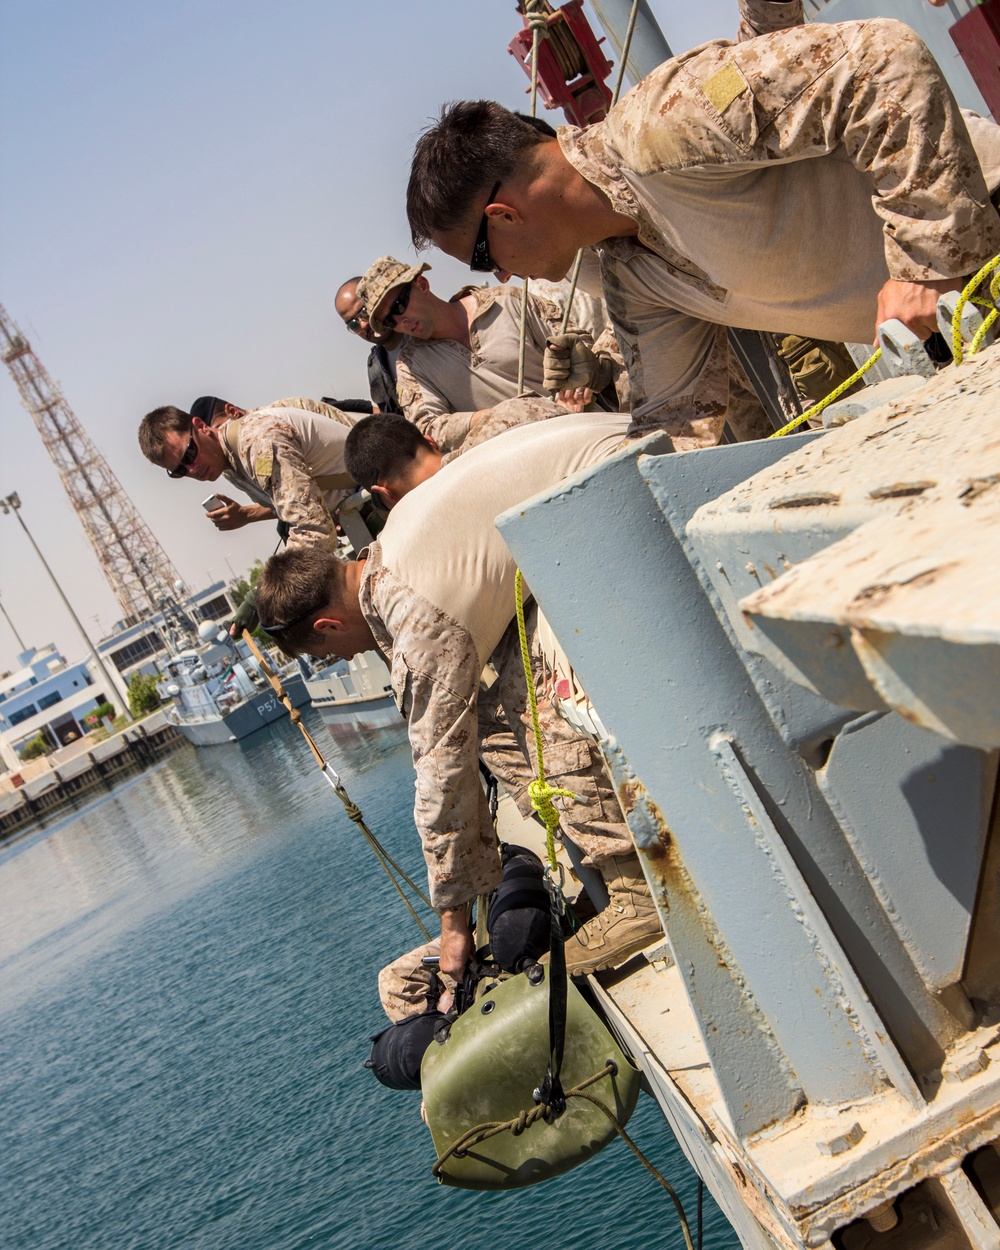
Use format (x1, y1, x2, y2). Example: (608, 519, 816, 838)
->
(556, 0, 640, 337)
(241, 630, 433, 940)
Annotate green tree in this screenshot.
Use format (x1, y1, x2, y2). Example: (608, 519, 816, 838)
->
(128, 671, 162, 718)
(229, 560, 271, 646)
(20, 732, 52, 761)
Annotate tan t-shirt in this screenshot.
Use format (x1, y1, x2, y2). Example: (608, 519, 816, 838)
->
(558, 17, 1000, 437)
(358, 411, 632, 908)
(393, 284, 568, 452)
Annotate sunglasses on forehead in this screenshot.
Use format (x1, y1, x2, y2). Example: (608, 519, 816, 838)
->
(166, 432, 198, 479)
(257, 600, 327, 637)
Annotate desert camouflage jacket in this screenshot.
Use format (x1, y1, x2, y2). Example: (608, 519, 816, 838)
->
(558, 11, 1000, 444)
(394, 284, 573, 452)
(219, 399, 355, 551)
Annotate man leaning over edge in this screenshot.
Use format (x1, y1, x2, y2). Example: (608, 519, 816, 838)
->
(254, 412, 668, 996)
(405, 8, 1000, 448)
(138, 396, 358, 552)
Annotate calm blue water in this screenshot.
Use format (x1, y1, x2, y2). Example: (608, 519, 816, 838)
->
(0, 713, 740, 1250)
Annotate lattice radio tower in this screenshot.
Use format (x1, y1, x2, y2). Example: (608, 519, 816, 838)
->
(0, 303, 182, 626)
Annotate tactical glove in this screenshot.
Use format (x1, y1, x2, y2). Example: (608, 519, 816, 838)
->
(543, 334, 613, 395)
(231, 589, 259, 637)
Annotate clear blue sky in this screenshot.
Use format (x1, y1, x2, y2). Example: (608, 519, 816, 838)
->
(0, 0, 749, 673)
(0, 0, 972, 674)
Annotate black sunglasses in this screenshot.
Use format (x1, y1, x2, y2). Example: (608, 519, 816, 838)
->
(344, 314, 368, 334)
(166, 432, 198, 479)
(470, 181, 502, 273)
(258, 600, 326, 638)
(380, 282, 413, 332)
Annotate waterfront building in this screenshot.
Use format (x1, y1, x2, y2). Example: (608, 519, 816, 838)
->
(0, 646, 119, 770)
(0, 581, 235, 774)
(94, 580, 235, 687)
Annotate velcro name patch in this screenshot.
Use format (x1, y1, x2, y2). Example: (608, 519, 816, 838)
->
(703, 62, 747, 115)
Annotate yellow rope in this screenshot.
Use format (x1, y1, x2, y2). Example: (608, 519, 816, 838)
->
(951, 255, 1000, 364)
(514, 571, 576, 874)
(771, 254, 1000, 438)
(970, 307, 999, 356)
(769, 348, 883, 437)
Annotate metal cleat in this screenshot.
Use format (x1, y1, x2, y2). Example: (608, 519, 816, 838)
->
(877, 318, 937, 379)
(937, 289, 995, 351)
(942, 1047, 990, 1084)
(822, 375, 928, 427)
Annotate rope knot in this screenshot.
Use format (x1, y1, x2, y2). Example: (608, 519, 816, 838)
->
(527, 777, 577, 833)
(523, 0, 550, 35)
(288, 708, 301, 725)
(339, 794, 363, 823)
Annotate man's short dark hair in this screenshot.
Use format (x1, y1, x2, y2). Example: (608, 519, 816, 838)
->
(345, 415, 434, 490)
(255, 547, 347, 657)
(407, 100, 548, 249)
(138, 405, 190, 463)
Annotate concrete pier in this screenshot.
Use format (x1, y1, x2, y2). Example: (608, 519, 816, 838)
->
(0, 710, 187, 841)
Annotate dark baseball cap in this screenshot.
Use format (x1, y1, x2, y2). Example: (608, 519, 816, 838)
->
(189, 396, 223, 423)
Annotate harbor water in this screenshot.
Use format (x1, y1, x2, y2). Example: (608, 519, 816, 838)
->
(0, 712, 739, 1250)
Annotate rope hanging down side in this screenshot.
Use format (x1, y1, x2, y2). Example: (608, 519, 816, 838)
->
(431, 1057, 695, 1250)
(240, 630, 433, 940)
(513, 567, 573, 1116)
(771, 253, 1000, 437)
(508, 572, 695, 1242)
(555, 0, 641, 336)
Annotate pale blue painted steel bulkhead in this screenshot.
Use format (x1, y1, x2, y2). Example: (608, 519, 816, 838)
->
(496, 435, 969, 1138)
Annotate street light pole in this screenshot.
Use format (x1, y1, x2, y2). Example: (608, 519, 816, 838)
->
(0, 492, 130, 717)
(0, 589, 27, 652)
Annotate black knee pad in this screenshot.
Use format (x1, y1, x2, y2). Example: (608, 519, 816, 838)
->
(365, 1010, 451, 1090)
(487, 843, 552, 973)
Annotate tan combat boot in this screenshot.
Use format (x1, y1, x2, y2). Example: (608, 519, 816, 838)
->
(563, 853, 662, 976)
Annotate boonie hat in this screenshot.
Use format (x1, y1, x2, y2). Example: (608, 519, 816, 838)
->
(358, 256, 430, 334)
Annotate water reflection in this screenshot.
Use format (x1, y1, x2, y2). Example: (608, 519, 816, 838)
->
(0, 712, 411, 1015)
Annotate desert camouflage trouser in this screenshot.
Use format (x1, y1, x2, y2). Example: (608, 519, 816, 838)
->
(379, 601, 632, 1022)
(477, 601, 633, 871)
(378, 939, 446, 1023)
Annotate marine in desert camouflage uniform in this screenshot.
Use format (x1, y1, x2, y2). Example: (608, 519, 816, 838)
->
(406, 6, 1000, 450)
(138, 397, 358, 551)
(254, 413, 667, 1003)
(344, 396, 566, 513)
(357, 256, 626, 453)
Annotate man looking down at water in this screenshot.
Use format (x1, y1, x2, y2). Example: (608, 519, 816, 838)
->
(406, 10, 1000, 448)
(335, 276, 405, 416)
(254, 412, 665, 991)
(138, 397, 358, 551)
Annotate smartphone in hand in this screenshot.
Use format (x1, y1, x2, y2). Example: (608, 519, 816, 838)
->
(202, 495, 225, 512)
